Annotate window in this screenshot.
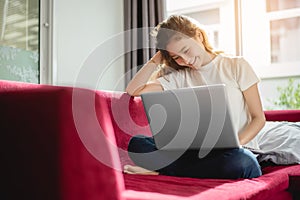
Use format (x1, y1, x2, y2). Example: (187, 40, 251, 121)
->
(166, 0, 300, 78)
(241, 0, 300, 78)
(270, 17, 300, 63)
(0, 0, 39, 83)
(267, 0, 300, 64)
(0, 0, 52, 84)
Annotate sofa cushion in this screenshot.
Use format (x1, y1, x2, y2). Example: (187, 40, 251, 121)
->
(262, 164, 300, 194)
(123, 172, 289, 200)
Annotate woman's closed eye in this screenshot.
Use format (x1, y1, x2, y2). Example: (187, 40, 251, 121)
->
(183, 49, 190, 54)
(172, 56, 180, 60)
(172, 50, 189, 61)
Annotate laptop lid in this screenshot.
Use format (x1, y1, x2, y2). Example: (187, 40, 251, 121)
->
(141, 84, 240, 151)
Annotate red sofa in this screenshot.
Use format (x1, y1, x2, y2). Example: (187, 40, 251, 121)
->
(1, 80, 299, 200)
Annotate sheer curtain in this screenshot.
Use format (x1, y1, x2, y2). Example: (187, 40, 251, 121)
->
(124, 0, 165, 86)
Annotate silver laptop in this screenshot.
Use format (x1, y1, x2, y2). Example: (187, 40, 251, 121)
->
(141, 84, 240, 151)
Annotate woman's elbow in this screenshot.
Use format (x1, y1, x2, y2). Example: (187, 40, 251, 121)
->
(126, 88, 136, 96)
(125, 87, 140, 97)
(251, 112, 266, 130)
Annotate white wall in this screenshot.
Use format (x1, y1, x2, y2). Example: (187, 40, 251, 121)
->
(53, 0, 124, 91)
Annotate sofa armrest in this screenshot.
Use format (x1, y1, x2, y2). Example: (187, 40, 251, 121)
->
(0, 87, 124, 200)
(264, 110, 300, 122)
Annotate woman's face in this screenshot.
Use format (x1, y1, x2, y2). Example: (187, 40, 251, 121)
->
(165, 34, 209, 69)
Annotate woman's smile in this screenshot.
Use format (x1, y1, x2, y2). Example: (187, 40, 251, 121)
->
(190, 57, 197, 66)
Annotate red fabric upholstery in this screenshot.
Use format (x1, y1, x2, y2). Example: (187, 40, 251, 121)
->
(1, 79, 299, 200)
(263, 165, 300, 195)
(123, 173, 290, 200)
(98, 91, 152, 167)
(0, 81, 124, 200)
(264, 110, 300, 122)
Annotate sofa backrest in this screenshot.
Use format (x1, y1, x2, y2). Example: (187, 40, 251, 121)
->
(95, 90, 152, 166)
(264, 110, 300, 122)
(0, 79, 43, 91)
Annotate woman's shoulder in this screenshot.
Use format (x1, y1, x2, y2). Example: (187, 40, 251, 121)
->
(217, 54, 251, 71)
(215, 54, 255, 81)
(218, 53, 245, 63)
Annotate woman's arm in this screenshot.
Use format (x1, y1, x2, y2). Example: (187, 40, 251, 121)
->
(238, 83, 266, 145)
(126, 52, 164, 96)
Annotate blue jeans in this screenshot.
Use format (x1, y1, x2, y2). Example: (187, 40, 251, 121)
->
(128, 135, 262, 179)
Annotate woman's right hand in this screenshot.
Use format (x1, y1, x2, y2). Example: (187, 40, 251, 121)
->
(125, 51, 164, 96)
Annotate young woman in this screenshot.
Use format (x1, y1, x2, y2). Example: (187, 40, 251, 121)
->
(124, 15, 266, 179)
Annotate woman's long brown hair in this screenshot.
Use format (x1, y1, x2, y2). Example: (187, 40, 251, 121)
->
(150, 15, 222, 79)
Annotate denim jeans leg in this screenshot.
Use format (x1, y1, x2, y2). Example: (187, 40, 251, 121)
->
(174, 148, 262, 179)
(128, 135, 262, 179)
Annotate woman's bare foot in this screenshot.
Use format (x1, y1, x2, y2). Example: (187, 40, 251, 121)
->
(123, 165, 159, 175)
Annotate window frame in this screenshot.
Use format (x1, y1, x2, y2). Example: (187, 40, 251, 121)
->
(39, 0, 53, 84)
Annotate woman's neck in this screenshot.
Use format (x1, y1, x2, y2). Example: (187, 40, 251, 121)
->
(202, 52, 217, 66)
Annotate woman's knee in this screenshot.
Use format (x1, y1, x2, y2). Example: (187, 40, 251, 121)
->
(128, 135, 156, 153)
(224, 148, 262, 179)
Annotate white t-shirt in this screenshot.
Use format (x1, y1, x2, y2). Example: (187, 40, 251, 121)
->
(157, 54, 260, 149)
